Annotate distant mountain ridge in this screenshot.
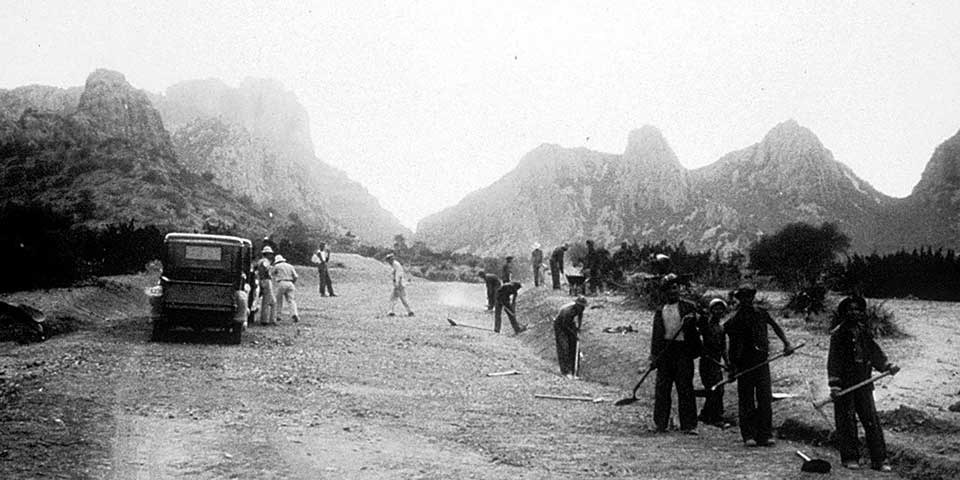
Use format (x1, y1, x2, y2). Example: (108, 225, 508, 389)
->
(153, 78, 410, 245)
(417, 120, 956, 256)
(0, 70, 410, 246)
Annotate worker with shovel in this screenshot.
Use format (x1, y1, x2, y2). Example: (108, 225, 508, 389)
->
(696, 298, 730, 427)
(650, 277, 702, 434)
(494, 281, 526, 334)
(478, 271, 502, 311)
(554, 296, 588, 378)
(724, 285, 795, 446)
(828, 296, 898, 472)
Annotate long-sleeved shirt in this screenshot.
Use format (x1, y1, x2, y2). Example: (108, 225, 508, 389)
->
(496, 282, 521, 303)
(724, 305, 789, 369)
(554, 303, 584, 336)
(828, 318, 889, 390)
(550, 248, 566, 273)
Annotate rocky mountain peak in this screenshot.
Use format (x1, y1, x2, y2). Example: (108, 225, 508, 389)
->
(623, 125, 682, 170)
(911, 128, 960, 202)
(75, 69, 171, 151)
(760, 119, 825, 156)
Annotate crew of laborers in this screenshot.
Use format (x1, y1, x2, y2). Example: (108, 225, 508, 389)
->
(530, 243, 544, 287)
(549, 243, 568, 290)
(271, 254, 300, 323)
(243, 234, 900, 473)
(553, 296, 588, 378)
(310, 242, 336, 297)
(828, 296, 897, 472)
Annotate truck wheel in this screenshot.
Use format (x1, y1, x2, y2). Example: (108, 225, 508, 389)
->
(228, 325, 242, 345)
(151, 320, 167, 342)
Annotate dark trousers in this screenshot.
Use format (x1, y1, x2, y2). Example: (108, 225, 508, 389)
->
(550, 262, 561, 289)
(486, 286, 496, 310)
(317, 265, 334, 296)
(698, 357, 724, 423)
(494, 299, 521, 333)
(834, 387, 887, 465)
(653, 341, 698, 431)
(554, 324, 577, 375)
(736, 362, 773, 442)
(533, 266, 542, 287)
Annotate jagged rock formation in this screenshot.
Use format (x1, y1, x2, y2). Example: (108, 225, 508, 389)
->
(0, 69, 269, 232)
(416, 120, 935, 256)
(153, 78, 409, 245)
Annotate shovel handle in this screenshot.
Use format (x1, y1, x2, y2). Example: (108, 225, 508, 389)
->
(796, 450, 812, 462)
(812, 370, 894, 409)
(711, 341, 806, 391)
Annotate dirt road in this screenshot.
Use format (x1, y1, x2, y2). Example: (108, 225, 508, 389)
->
(3, 254, 955, 478)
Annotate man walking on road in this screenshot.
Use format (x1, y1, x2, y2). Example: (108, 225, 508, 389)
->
(256, 246, 277, 325)
(549, 244, 568, 290)
(271, 254, 300, 323)
(386, 253, 415, 317)
(478, 271, 502, 311)
(650, 277, 701, 434)
(724, 285, 795, 447)
(554, 296, 588, 378)
(311, 242, 336, 297)
(530, 243, 544, 287)
(494, 281, 526, 334)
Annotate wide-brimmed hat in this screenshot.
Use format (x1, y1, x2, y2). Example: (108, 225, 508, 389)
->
(532, 242, 541, 249)
(574, 296, 588, 307)
(385, 253, 394, 259)
(261, 246, 274, 254)
(273, 254, 286, 264)
(709, 298, 728, 310)
(838, 296, 866, 315)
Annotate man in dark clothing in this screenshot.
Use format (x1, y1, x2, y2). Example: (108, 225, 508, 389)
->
(585, 240, 599, 295)
(531, 243, 544, 287)
(554, 296, 588, 378)
(494, 281, 526, 334)
(828, 296, 898, 472)
(501, 256, 514, 282)
(310, 242, 336, 296)
(697, 298, 729, 426)
(724, 285, 795, 446)
(549, 244, 568, 290)
(478, 271, 502, 311)
(650, 279, 702, 434)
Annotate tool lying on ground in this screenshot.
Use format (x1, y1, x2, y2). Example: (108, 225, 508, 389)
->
(812, 370, 896, 413)
(614, 315, 691, 406)
(446, 318, 492, 331)
(534, 394, 604, 403)
(486, 370, 520, 377)
(795, 450, 831, 473)
(709, 341, 806, 391)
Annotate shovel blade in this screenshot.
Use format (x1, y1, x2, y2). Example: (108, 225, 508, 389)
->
(613, 397, 638, 407)
(801, 459, 831, 473)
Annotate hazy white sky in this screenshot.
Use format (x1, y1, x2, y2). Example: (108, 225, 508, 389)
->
(4, 1, 960, 230)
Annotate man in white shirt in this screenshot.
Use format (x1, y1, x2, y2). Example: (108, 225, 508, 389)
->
(310, 242, 336, 297)
(271, 254, 300, 323)
(386, 253, 414, 317)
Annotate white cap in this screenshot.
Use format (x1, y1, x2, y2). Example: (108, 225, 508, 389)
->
(261, 246, 274, 254)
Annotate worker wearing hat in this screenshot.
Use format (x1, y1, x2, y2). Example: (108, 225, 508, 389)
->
(554, 296, 588, 378)
(828, 296, 898, 472)
(530, 243, 544, 287)
(549, 244, 568, 290)
(724, 285, 795, 446)
(256, 245, 277, 325)
(271, 254, 299, 323)
(650, 276, 702, 434)
(696, 298, 730, 426)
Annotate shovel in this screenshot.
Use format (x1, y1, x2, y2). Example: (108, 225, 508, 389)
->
(446, 318, 492, 331)
(614, 315, 691, 406)
(795, 450, 831, 473)
(709, 341, 806, 391)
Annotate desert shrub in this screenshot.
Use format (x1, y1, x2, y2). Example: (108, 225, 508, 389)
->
(865, 301, 907, 338)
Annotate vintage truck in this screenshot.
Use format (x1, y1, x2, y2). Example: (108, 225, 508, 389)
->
(147, 233, 252, 344)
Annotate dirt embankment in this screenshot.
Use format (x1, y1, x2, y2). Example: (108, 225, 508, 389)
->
(1, 255, 959, 479)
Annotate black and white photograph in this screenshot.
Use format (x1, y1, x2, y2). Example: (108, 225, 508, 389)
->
(1, 1, 959, 478)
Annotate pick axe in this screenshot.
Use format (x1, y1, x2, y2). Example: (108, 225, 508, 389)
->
(446, 318, 492, 331)
(812, 370, 895, 417)
(709, 341, 806, 392)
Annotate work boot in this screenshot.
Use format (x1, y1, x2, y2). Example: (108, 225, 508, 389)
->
(292, 315, 299, 323)
(407, 312, 415, 317)
(681, 429, 698, 436)
(842, 461, 861, 470)
(871, 463, 892, 473)
(387, 312, 396, 317)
